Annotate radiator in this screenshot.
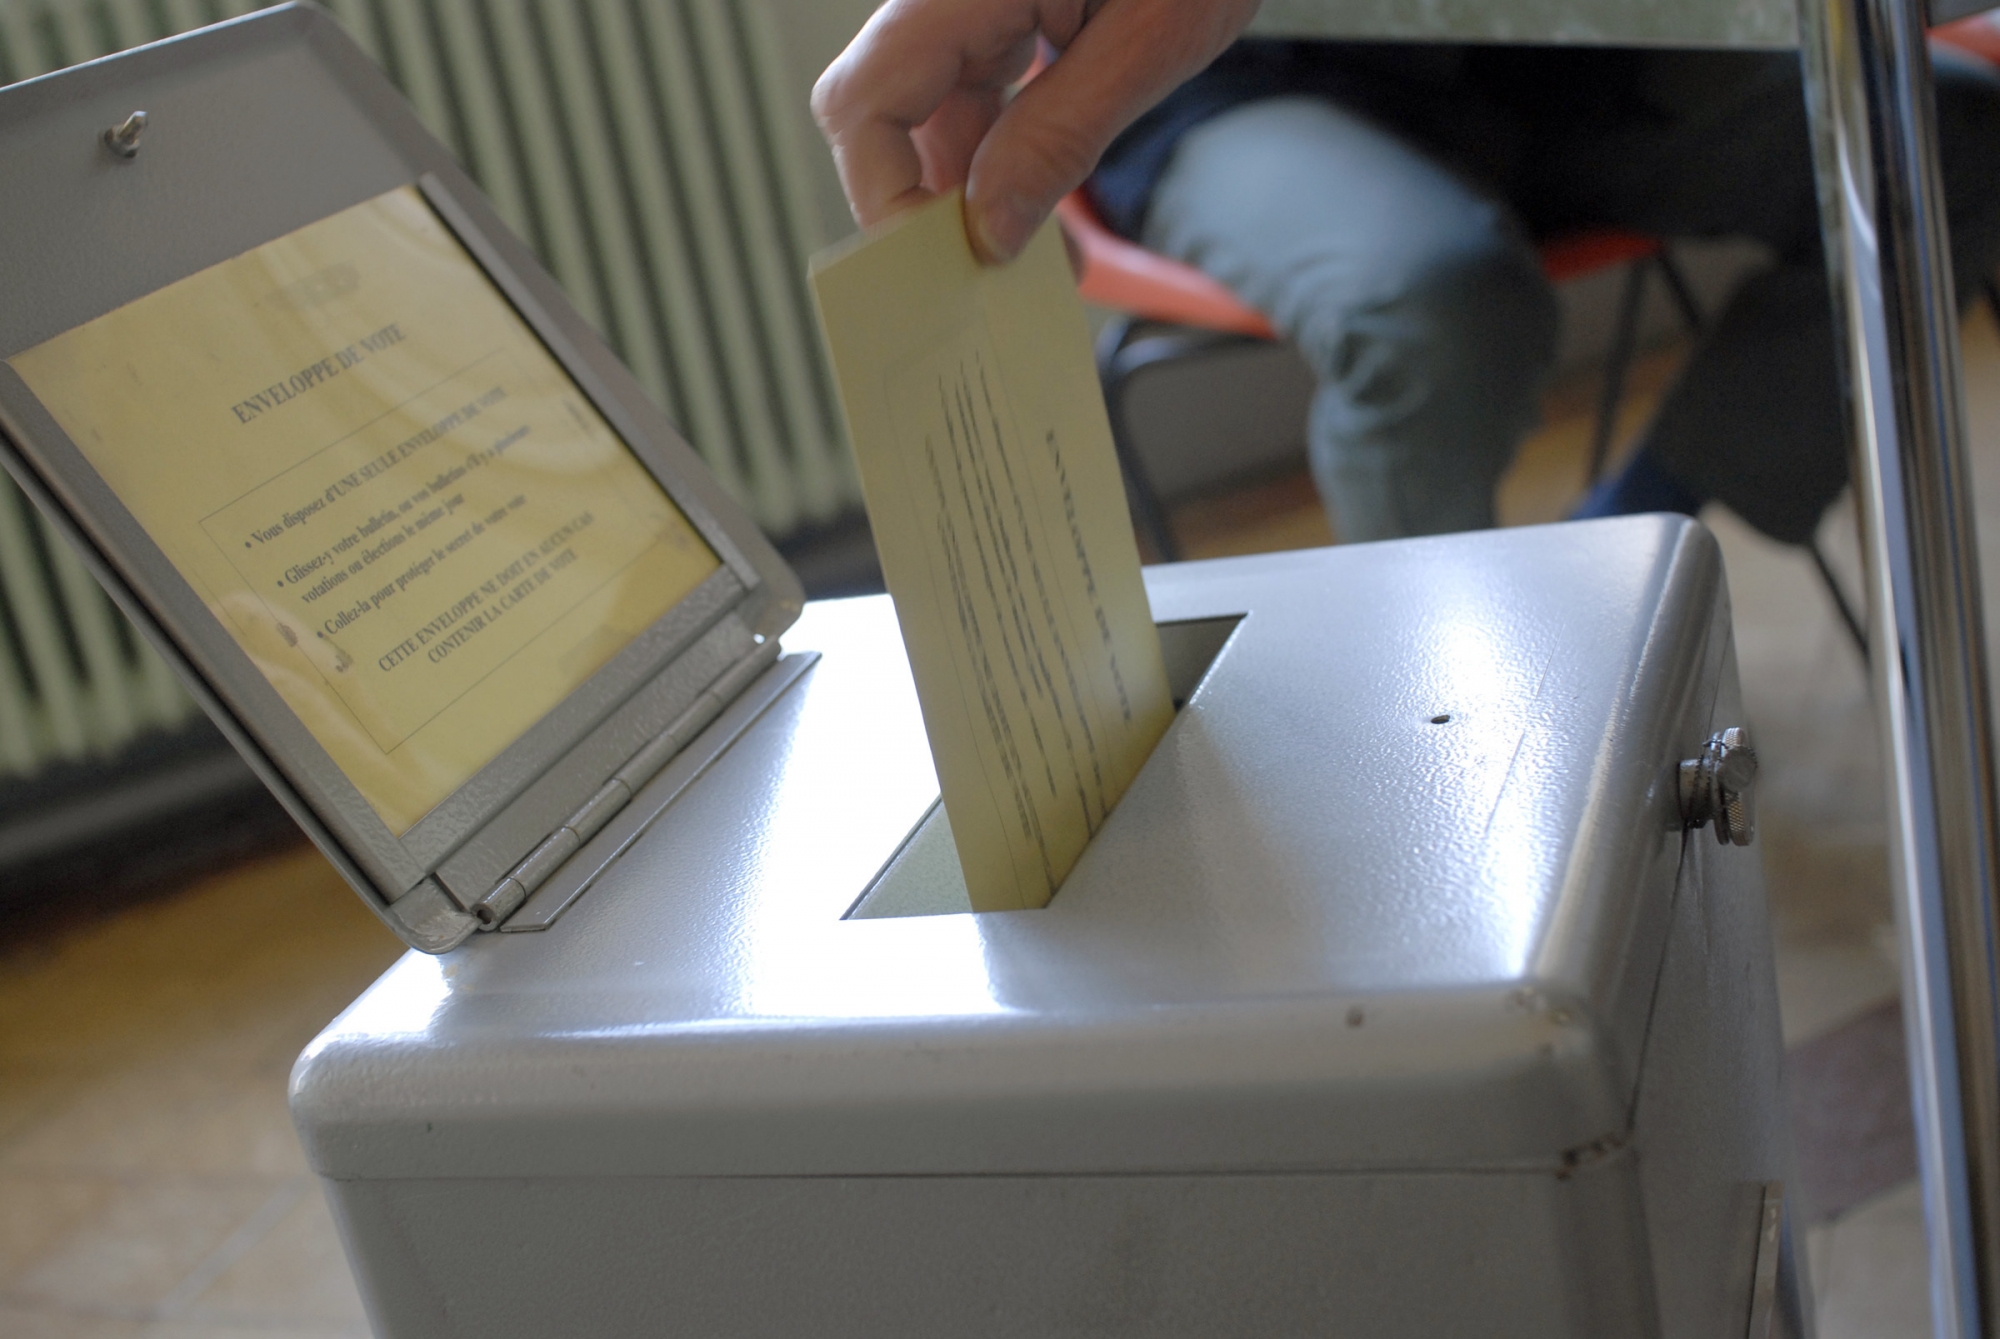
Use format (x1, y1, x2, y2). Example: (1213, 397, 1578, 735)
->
(0, 0, 855, 782)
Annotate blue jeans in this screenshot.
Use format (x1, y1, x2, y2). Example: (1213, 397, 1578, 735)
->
(1140, 49, 2000, 547)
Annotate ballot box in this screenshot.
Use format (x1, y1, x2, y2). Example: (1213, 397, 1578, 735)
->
(0, 9, 1798, 1337)
(289, 518, 1796, 1339)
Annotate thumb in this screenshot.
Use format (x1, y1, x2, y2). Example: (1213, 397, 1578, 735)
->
(962, 0, 1256, 262)
(962, 72, 1108, 262)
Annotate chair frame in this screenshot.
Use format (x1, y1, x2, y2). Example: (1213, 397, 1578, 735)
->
(1095, 238, 1707, 562)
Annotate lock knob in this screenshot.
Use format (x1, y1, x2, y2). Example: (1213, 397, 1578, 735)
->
(1680, 725, 1758, 846)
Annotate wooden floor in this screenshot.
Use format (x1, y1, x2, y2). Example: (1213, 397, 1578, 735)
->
(1167, 340, 1689, 558)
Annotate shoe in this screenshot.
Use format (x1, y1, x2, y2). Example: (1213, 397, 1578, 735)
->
(1571, 448, 1704, 521)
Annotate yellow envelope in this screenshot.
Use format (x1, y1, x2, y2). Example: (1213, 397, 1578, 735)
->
(811, 193, 1173, 911)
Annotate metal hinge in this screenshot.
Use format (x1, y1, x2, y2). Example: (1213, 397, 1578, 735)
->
(468, 639, 781, 929)
(1744, 1181, 1785, 1339)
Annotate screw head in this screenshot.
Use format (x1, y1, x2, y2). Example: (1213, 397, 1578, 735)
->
(1679, 726, 1758, 845)
(102, 110, 146, 159)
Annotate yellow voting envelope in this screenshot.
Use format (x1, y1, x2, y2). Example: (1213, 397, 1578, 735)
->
(811, 194, 1174, 911)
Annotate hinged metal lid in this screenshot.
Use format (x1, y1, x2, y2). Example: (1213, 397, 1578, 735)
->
(0, 5, 803, 951)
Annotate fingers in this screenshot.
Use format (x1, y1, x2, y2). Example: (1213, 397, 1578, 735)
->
(964, 0, 1262, 261)
(813, 0, 1043, 229)
(821, 115, 935, 230)
(813, 0, 1260, 261)
(913, 85, 1007, 196)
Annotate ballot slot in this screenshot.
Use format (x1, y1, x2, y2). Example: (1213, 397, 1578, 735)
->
(847, 612, 1244, 920)
(812, 194, 1177, 915)
(1155, 614, 1244, 708)
(0, 10, 804, 953)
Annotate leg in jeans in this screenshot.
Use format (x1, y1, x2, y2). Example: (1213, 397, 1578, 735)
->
(1566, 48, 2000, 544)
(1143, 96, 1559, 543)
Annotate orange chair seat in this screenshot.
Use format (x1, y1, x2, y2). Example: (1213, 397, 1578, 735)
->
(1059, 192, 1668, 339)
(1056, 196, 1276, 337)
(1933, 12, 2000, 64)
(1057, 23, 2000, 338)
(1537, 229, 1664, 284)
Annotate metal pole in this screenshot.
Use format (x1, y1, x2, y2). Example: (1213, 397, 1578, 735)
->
(1796, 0, 2000, 1332)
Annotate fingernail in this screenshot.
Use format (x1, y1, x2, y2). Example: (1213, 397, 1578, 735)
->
(971, 195, 1034, 264)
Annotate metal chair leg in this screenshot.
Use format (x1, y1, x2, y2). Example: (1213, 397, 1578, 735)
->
(1588, 260, 1650, 483)
(1095, 317, 1183, 563)
(1808, 535, 1870, 662)
(1655, 248, 1705, 336)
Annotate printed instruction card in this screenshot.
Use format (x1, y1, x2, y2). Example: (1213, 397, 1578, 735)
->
(811, 192, 1172, 911)
(11, 186, 719, 834)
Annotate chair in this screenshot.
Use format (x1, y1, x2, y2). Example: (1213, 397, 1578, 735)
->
(1062, 190, 1885, 665)
(1773, 19, 2000, 657)
(1058, 193, 1705, 562)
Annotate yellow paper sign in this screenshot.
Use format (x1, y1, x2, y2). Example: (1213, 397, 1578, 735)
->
(811, 194, 1173, 911)
(11, 186, 718, 834)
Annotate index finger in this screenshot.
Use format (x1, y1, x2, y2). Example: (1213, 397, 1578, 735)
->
(812, 0, 1045, 227)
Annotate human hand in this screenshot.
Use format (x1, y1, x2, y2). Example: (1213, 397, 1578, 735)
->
(813, 0, 1261, 263)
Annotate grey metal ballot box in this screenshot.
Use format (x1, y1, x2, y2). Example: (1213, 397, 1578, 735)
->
(293, 517, 1799, 1338)
(0, 8, 1795, 1335)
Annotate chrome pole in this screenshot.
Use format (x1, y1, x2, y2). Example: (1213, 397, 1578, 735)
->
(1797, 0, 2000, 1331)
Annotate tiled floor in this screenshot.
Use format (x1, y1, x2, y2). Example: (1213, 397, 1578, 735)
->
(8, 311, 2000, 1335)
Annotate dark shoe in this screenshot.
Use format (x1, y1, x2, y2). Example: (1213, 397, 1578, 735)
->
(1571, 449, 1704, 521)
